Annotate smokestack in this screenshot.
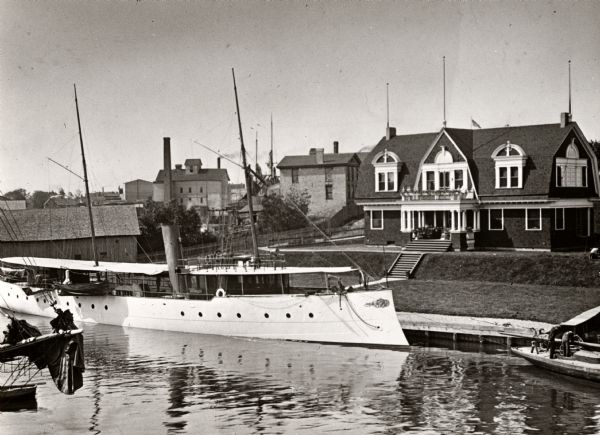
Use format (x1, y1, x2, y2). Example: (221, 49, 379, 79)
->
(333, 141, 339, 154)
(217, 157, 221, 169)
(163, 137, 172, 203)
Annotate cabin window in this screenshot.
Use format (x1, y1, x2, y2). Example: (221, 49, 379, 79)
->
(370, 210, 383, 229)
(555, 208, 565, 230)
(488, 209, 503, 230)
(526, 208, 542, 231)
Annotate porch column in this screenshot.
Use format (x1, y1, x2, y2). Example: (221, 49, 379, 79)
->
(462, 211, 467, 230)
(451, 210, 456, 231)
(433, 211, 437, 227)
(400, 210, 405, 231)
(443, 211, 447, 229)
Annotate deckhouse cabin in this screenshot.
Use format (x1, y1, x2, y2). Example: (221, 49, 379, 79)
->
(356, 115, 600, 251)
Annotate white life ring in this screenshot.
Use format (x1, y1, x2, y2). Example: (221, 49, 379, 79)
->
(216, 288, 226, 298)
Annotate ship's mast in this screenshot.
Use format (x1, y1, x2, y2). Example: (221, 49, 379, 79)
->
(74, 84, 98, 266)
(232, 68, 259, 259)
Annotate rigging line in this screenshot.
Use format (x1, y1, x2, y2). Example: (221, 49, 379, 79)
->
(0, 198, 38, 269)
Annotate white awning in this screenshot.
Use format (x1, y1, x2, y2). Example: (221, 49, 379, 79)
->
(561, 306, 600, 327)
(0, 257, 169, 276)
(187, 266, 356, 276)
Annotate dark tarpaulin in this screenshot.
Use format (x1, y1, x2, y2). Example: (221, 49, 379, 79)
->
(1, 311, 85, 395)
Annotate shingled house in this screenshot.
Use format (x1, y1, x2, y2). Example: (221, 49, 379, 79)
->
(355, 114, 599, 251)
(0, 205, 140, 261)
(277, 142, 363, 224)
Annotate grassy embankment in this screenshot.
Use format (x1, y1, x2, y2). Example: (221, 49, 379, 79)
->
(283, 251, 600, 324)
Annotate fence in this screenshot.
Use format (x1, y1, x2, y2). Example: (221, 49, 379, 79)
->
(139, 224, 365, 263)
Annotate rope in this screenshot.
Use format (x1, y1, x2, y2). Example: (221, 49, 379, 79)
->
(342, 293, 380, 330)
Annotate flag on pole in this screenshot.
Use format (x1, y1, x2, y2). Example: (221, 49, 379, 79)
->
(471, 118, 482, 129)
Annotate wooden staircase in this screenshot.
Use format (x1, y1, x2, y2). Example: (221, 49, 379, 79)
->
(387, 252, 423, 280)
(402, 239, 453, 253)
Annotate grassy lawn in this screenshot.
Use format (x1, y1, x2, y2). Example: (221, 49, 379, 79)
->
(282, 249, 600, 323)
(388, 279, 600, 324)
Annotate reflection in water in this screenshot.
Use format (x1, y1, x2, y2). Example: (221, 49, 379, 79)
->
(0, 316, 598, 434)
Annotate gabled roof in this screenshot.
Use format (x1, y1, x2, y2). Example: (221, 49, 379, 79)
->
(184, 158, 202, 167)
(356, 131, 439, 199)
(356, 122, 592, 200)
(277, 152, 360, 169)
(154, 168, 229, 183)
(0, 205, 140, 242)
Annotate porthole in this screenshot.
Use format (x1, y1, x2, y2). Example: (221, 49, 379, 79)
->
(180, 311, 185, 316)
(198, 312, 203, 317)
(26, 296, 28, 301)
(264, 313, 269, 319)
(217, 312, 222, 318)
(78, 303, 81, 308)
(309, 313, 314, 318)
(16, 295, 18, 299)
(36, 298, 39, 302)
(236, 313, 241, 318)
(91, 304, 95, 309)
(105, 305, 108, 311)
(66, 302, 69, 306)
(43, 299, 46, 303)
(286, 313, 291, 319)
(7, 293, 9, 297)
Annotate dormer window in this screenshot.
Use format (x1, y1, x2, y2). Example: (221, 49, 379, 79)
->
(556, 139, 587, 187)
(492, 141, 526, 189)
(373, 150, 400, 192)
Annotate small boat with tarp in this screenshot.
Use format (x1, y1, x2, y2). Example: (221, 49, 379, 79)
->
(510, 306, 600, 383)
(0, 307, 85, 408)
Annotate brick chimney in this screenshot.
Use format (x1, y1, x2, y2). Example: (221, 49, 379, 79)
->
(175, 164, 182, 170)
(315, 148, 324, 164)
(386, 126, 396, 141)
(333, 141, 339, 154)
(217, 157, 221, 169)
(561, 112, 571, 128)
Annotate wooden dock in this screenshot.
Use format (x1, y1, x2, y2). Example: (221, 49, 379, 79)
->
(397, 312, 552, 346)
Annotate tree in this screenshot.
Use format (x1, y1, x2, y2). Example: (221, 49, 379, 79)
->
(3, 188, 27, 200)
(30, 190, 55, 209)
(258, 189, 311, 233)
(137, 200, 214, 253)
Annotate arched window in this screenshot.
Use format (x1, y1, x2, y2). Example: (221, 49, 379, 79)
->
(372, 150, 400, 192)
(556, 139, 587, 187)
(434, 148, 453, 164)
(491, 141, 527, 189)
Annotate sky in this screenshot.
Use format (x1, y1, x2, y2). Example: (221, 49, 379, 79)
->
(1, 0, 599, 194)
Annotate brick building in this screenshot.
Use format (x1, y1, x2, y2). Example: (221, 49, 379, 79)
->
(355, 114, 599, 251)
(277, 142, 362, 222)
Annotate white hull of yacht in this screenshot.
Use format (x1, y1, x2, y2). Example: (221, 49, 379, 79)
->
(0, 282, 408, 348)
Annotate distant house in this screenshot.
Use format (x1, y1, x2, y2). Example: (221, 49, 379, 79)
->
(0, 197, 26, 211)
(229, 183, 246, 205)
(123, 179, 153, 203)
(355, 114, 600, 251)
(89, 190, 123, 206)
(0, 205, 140, 261)
(277, 141, 362, 222)
(153, 158, 230, 219)
(43, 195, 83, 208)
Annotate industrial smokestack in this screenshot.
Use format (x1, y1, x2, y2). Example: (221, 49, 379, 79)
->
(163, 137, 172, 203)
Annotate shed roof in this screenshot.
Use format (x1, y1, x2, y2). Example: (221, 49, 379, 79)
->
(277, 152, 359, 169)
(0, 205, 140, 242)
(154, 168, 229, 183)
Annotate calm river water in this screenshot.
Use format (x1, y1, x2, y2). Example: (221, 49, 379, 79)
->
(1, 315, 599, 434)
